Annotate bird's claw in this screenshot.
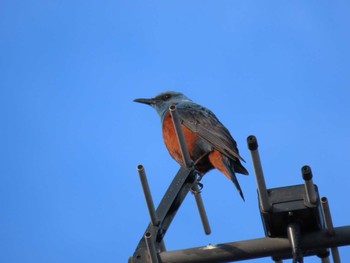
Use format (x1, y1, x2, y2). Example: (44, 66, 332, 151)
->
(196, 182, 203, 192)
(195, 172, 203, 182)
(191, 181, 204, 194)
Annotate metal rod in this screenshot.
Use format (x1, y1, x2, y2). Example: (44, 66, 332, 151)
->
(247, 135, 270, 212)
(321, 197, 341, 263)
(287, 223, 303, 263)
(301, 165, 317, 205)
(169, 104, 211, 236)
(159, 225, 350, 263)
(169, 104, 193, 168)
(130, 167, 196, 263)
(330, 241, 341, 262)
(145, 232, 159, 263)
(137, 164, 159, 226)
(321, 197, 335, 235)
(192, 183, 211, 235)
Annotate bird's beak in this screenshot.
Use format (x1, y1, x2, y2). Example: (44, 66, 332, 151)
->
(133, 97, 158, 105)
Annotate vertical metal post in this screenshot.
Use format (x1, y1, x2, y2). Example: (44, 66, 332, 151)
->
(320, 257, 331, 263)
(247, 135, 270, 212)
(321, 197, 341, 263)
(145, 232, 159, 263)
(287, 222, 303, 263)
(192, 183, 211, 235)
(301, 165, 317, 205)
(137, 164, 159, 226)
(169, 104, 192, 168)
(169, 104, 211, 235)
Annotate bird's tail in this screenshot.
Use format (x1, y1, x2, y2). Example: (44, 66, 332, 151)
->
(208, 150, 246, 201)
(233, 160, 249, 176)
(224, 157, 245, 201)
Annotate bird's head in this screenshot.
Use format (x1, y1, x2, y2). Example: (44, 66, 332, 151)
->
(134, 91, 191, 120)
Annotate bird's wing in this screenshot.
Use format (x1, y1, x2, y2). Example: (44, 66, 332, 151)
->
(176, 103, 246, 162)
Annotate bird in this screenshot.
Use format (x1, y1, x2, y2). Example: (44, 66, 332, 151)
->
(134, 91, 248, 200)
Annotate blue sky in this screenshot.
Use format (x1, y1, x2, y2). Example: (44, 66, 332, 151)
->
(1, 1, 350, 262)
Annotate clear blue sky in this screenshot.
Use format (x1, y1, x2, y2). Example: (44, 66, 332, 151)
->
(1, 1, 349, 262)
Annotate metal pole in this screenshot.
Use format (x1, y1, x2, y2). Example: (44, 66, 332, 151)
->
(169, 104, 192, 168)
(287, 223, 303, 263)
(169, 104, 211, 236)
(130, 167, 195, 263)
(321, 197, 341, 263)
(247, 135, 270, 212)
(192, 183, 211, 235)
(137, 164, 159, 226)
(320, 257, 330, 263)
(301, 165, 317, 205)
(159, 225, 350, 263)
(145, 232, 159, 263)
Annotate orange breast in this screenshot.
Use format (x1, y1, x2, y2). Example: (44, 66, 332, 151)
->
(162, 111, 198, 166)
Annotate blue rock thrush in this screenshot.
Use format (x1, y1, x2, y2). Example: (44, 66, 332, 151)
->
(134, 91, 248, 200)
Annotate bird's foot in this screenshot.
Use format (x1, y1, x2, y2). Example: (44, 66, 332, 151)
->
(196, 173, 204, 182)
(196, 182, 203, 192)
(191, 181, 203, 194)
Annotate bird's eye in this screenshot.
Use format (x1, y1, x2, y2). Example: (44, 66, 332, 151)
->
(162, 94, 171, 101)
